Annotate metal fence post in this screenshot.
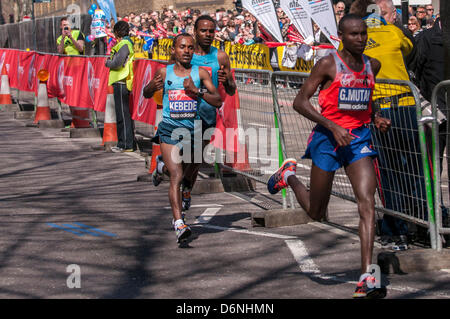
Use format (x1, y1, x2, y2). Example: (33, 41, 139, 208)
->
(270, 72, 296, 210)
(411, 82, 439, 250)
(431, 80, 450, 251)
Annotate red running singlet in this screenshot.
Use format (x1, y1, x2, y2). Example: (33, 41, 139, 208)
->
(318, 51, 375, 129)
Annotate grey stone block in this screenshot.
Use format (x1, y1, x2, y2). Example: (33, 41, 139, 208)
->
(38, 119, 65, 129)
(191, 179, 225, 194)
(0, 104, 19, 112)
(252, 208, 312, 228)
(14, 111, 34, 120)
(69, 128, 101, 138)
(378, 249, 450, 274)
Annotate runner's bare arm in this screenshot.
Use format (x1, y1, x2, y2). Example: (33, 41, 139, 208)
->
(217, 50, 236, 96)
(369, 57, 391, 133)
(293, 56, 354, 147)
(143, 67, 166, 98)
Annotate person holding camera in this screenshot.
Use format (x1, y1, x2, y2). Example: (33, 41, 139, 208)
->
(57, 17, 85, 55)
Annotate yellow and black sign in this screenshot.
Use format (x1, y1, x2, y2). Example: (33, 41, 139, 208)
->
(149, 39, 313, 73)
(131, 37, 150, 59)
(226, 43, 272, 71)
(152, 38, 173, 61)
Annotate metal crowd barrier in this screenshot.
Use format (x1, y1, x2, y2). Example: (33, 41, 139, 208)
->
(232, 69, 440, 248)
(431, 80, 450, 251)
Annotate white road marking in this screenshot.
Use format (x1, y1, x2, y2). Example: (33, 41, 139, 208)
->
(285, 239, 320, 274)
(200, 224, 297, 240)
(194, 207, 222, 224)
(164, 204, 223, 209)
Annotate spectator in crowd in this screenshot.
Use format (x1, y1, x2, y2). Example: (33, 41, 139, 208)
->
(407, 16, 423, 37)
(425, 4, 435, 20)
(415, 6, 427, 28)
(105, 21, 136, 153)
(233, 0, 243, 13)
(234, 14, 245, 33)
(334, 1, 346, 22)
(57, 17, 85, 55)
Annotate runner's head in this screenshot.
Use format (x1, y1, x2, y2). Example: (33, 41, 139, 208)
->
(194, 15, 216, 47)
(172, 33, 195, 67)
(338, 14, 368, 55)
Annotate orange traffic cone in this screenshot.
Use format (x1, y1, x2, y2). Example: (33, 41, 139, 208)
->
(70, 107, 91, 128)
(33, 77, 51, 124)
(0, 64, 13, 105)
(102, 85, 118, 147)
(148, 104, 163, 174)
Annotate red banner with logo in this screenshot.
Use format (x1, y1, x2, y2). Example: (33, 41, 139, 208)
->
(130, 59, 164, 125)
(1, 49, 241, 134)
(16, 51, 37, 92)
(83, 57, 109, 112)
(0, 49, 20, 89)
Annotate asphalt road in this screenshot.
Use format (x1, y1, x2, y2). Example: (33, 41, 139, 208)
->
(1, 108, 450, 300)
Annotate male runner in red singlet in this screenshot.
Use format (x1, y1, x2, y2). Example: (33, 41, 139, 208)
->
(267, 14, 391, 298)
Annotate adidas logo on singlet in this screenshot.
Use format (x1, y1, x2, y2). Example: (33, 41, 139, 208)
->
(365, 38, 380, 50)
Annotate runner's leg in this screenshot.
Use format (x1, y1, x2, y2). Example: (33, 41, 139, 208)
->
(345, 156, 377, 274)
(287, 163, 335, 221)
(160, 143, 184, 221)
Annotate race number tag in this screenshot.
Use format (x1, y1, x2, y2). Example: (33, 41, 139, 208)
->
(168, 90, 198, 119)
(338, 87, 371, 111)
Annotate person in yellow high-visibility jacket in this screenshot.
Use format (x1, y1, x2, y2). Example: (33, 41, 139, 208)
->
(57, 17, 85, 55)
(105, 21, 136, 152)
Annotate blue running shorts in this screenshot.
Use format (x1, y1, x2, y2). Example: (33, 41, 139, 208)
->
(303, 124, 377, 172)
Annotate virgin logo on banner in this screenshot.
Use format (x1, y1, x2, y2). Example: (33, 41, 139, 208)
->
(297, 0, 340, 49)
(16, 51, 37, 92)
(280, 0, 314, 40)
(1, 49, 19, 89)
(242, 0, 283, 42)
(130, 59, 164, 125)
(84, 57, 109, 111)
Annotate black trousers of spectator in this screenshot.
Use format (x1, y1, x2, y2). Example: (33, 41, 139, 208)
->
(113, 82, 135, 150)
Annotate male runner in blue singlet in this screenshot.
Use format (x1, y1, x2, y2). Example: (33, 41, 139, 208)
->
(152, 15, 237, 213)
(144, 34, 221, 244)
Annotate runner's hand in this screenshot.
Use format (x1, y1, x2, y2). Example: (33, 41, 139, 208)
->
(218, 64, 228, 84)
(149, 74, 164, 91)
(183, 76, 199, 95)
(331, 124, 354, 147)
(374, 116, 391, 133)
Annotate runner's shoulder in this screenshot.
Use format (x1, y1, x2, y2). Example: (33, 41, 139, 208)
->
(311, 55, 335, 77)
(217, 49, 231, 65)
